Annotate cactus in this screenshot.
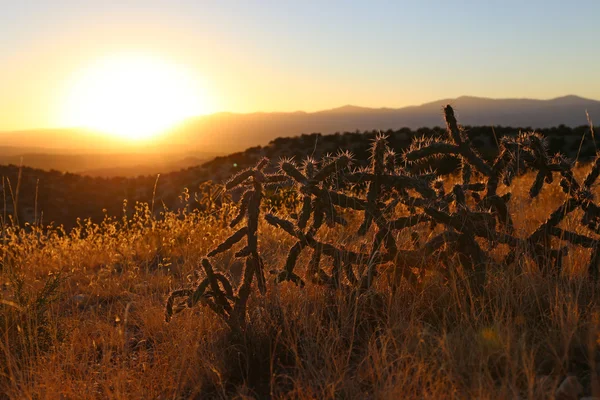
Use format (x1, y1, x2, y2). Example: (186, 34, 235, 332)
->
(166, 103, 600, 331)
(165, 158, 279, 330)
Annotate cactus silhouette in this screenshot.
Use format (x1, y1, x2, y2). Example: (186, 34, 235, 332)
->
(167, 104, 600, 330)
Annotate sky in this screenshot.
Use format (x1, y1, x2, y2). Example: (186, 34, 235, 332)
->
(1, 0, 599, 131)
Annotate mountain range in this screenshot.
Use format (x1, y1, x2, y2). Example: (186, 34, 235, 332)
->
(166, 95, 600, 153)
(0, 95, 598, 175)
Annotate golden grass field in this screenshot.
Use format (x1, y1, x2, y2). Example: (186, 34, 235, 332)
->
(1, 163, 600, 399)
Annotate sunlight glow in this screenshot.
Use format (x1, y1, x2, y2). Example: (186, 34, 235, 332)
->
(61, 54, 207, 140)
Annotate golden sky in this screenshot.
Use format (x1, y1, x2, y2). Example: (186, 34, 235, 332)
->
(1, 1, 599, 136)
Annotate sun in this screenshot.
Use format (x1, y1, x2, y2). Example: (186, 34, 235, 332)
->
(61, 54, 207, 140)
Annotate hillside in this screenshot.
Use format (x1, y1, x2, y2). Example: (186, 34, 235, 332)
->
(1, 123, 597, 229)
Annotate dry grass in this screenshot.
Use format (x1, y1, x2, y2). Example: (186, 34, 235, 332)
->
(0, 171, 598, 399)
(3, 105, 600, 399)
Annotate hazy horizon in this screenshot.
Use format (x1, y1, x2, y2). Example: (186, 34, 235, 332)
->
(2, 93, 599, 133)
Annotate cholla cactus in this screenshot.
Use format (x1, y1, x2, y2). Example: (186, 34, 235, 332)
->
(272, 153, 357, 287)
(166, 158, 284, 329)
(167, 103, 600, 332)
(358, 134, 388, 235)
(279, 152, 353, 233)
(264, 213, 373, 288)
(404, 106, 491, 177)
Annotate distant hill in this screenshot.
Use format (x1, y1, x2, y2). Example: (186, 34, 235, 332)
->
(77, 156, 206, 178)
(0, 130, 220, 176)
(1, 121, 597, 229)
(167, 95, 600, 153)
(0, 152, 212, 178)
(1, 95, 598, 160)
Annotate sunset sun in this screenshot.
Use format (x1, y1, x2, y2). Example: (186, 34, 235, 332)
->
(61, 54, 207, 140)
